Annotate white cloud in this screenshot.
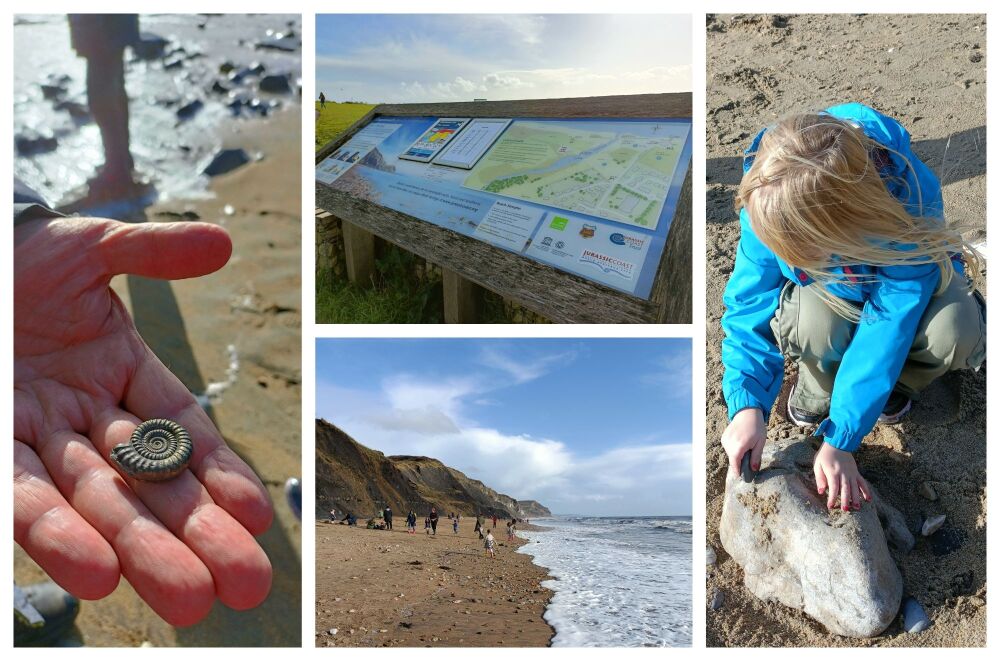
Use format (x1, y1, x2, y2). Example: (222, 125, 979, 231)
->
(324, 367, 691, 515)
(477, 345, 578, 384)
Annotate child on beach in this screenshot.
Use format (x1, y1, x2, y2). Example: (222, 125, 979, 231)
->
(453, 518, 459, 534)
(407, 510, 417, 534)
(484, 531, 496, 559)
(424, 516, 430, 535)
(720, 103, 986, 511)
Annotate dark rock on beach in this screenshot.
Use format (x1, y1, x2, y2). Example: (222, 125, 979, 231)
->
(15, 130, 58, 155)
(133, 32, 169, 60)
(176, 99, 204, 121)
(259, 74, 293, 94)
(203, 148, 250, 177)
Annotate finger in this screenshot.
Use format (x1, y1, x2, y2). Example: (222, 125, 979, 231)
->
(92, 409, 272, 611)
(814, 462, 827, 496)
(726, 442, 742, 478)
(826, 471, 840, 509)
(96, 218, 232, 281)
(749, 438, 764, 472)
(14, 441, 120, 600)
(858, 475, 872, 502)
(840, 475, 851, 511)
(35, 429, 215, 626)
(124, 347, 273, 535)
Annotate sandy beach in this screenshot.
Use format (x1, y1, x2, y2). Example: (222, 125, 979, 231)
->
(705, 14, 986, 647)
(14, 108, 303, 646)
(315, 520, 554, 647)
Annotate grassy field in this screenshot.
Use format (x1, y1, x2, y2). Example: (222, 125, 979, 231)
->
(315, 101, 375, 151)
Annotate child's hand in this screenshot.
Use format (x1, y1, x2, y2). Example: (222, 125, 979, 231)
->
(813, 442, 872, 511)
(721, 408, 766, 478)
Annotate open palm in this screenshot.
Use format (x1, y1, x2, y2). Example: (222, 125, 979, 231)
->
(14, 216, 273, 627)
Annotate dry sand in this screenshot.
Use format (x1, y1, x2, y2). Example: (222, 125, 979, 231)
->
(705, 14, 986, 647)
(14, 109, 302, 647)
(315, 519, 554, 647)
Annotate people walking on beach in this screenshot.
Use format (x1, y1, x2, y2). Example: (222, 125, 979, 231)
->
(429, 507, 439, 535)
(719, 104, 986, 512)
(329, 508, 336, 522)
(319, 91, 326, 110)
(492, 514, 498, 529)
(453, 517, 459, 534)
(406, 510, 417, 534)
(474, 515, 483, 539)
(424, 515, 430, 535)
(506, 519, 516, 541)
(383, 505, 393, 530)
(484, 531, 496, 559)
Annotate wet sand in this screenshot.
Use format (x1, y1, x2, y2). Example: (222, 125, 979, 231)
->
(315, 520, 554, 647)
(14, 109, 303, 646)
(705, 14, 986, 647)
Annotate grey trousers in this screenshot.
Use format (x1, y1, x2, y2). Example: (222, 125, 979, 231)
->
(770, 275, 986, 414)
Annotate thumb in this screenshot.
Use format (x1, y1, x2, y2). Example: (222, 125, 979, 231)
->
(97, 219, 232, 280)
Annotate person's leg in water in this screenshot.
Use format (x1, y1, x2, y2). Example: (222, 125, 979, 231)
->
(87, 47, 134, 194)
(68, 15, 147, 203)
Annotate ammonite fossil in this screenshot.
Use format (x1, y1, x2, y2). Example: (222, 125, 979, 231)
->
(110, 419, 192, 482)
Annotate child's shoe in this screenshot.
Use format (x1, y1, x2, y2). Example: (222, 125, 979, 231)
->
(878, 391, 912, 424)
(786, 383, 823, 427)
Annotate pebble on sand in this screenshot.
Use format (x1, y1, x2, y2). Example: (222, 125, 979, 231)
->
(203, 149, 250, 177)
(706, 546, 717, 566)
(901, 598, 931, 633)
(919, 482, 938, 501)
(710, 589, 725, 611)
(922, 514, 947, 537)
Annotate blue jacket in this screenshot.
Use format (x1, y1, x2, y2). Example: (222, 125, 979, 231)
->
(721, 103, 948, 452)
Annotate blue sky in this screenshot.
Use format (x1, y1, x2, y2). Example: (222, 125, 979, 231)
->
(316, 339, 692, 516)
(316, 14, 691, 103)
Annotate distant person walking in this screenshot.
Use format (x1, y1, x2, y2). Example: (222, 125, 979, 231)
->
(407, 510, 417, 534)
(484, 531, 496, 559)
(492, 514, 498, 529)
(319, 91, 326, 110)
(506, 520, 515, 541)
(429, 507, 439, 536)
(329, 509, 336, 522)
(383, 505, 393, 530)
(452, 517, 459, 534)
(424, 515, 430, 535)
(474, 515, 483, 539)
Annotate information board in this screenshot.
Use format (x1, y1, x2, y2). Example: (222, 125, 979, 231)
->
(316, 115, 692, 298)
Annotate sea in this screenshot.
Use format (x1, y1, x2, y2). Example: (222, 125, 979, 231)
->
(517, 515, 692, 647)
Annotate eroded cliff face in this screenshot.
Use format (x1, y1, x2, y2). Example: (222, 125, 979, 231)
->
(315, 419, 548, 520)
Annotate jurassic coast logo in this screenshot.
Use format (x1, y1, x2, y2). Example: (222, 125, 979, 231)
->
(580, 249, 635, 279)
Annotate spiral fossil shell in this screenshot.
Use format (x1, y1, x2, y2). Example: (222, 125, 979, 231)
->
(110, 419, 192, 482)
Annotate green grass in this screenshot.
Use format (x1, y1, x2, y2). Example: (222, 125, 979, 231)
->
(315, 101, 376, 152)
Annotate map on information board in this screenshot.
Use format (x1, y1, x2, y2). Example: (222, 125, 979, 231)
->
(316, 116, 692, 299)
(464, 121, 685, 230)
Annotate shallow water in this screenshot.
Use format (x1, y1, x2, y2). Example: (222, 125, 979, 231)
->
(13, 13, 301, 207)
(518, 515, 692, 647)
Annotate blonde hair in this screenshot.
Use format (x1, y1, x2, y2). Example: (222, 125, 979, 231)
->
(735, 112, 982, 321)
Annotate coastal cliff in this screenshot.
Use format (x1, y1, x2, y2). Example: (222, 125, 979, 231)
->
(315, 418, 549, 520)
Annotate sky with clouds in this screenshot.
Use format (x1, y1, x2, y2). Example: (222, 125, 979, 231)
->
(316, 339, 692, 516)
(316, 14, 691, 103)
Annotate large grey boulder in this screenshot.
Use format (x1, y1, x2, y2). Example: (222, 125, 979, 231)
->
(720, 437, 914, 638)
